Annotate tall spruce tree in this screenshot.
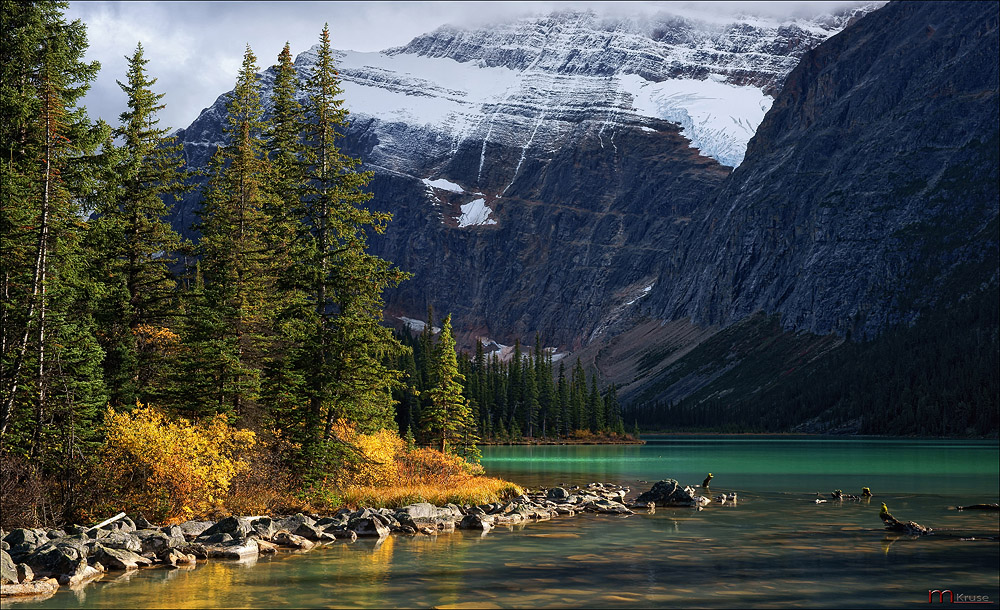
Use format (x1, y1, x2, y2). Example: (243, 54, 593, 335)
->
(296, 24, 408, 471)
(557, 361, 570, 436)
(0, 1, 107, 516)
(522, 354, 539, 437)
(185, 45, 277, 420)
(260, 42, 311, 433)
(88, 42, 186, 409)
(422, 314, 476, 455)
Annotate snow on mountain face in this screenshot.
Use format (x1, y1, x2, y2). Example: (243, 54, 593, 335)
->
(171, 4, 886, 350)
(455, 198, 496, 227)
(278, 6, 877, 171)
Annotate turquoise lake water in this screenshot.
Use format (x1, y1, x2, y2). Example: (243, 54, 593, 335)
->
(16, 436, 1000, 608)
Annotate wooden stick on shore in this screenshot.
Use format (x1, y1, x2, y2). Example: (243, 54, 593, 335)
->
(87, 512, 126, 533)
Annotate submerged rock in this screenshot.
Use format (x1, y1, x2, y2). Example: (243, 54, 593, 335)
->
(158, 547, 197, 567)
(58, 564, 102, 587)
(203, 538, 259, 560)
(348, 516, 390, 539)
(591, 499, 633, 515)
(956, 503, 1000, 511)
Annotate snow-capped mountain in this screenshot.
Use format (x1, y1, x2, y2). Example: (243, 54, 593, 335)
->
(172, 3, 884, 351)
(168, 2, 997, 421)
(304, 7, 873, 170)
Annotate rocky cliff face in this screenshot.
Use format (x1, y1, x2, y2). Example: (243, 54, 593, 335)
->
(649, 0, 999, 339)
(171, 4, 878, 350)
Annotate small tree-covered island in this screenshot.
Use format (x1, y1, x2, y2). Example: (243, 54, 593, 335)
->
(2, 1, 998, 607)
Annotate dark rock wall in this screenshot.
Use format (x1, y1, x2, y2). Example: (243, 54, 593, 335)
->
(371, 118, 728, 348)
(653, 0, 999, 338)
(168, 2, 997, 356)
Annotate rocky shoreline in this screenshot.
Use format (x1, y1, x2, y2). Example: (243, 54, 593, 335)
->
(1, 479, 712, 599)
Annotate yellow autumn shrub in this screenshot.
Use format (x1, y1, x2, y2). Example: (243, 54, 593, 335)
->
(329, 419, 403, 487)
(132, 324, 180, 352)
(100, 403, 256, 522)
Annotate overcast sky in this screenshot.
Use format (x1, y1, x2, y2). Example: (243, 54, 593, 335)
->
(65, 1, 871, 133)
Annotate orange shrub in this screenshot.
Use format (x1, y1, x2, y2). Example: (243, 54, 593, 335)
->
(338, 446, 520, 508)
(100, 403, 256, 522)
(398, 447, 485, 482)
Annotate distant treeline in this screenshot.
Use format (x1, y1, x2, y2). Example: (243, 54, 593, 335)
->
(625, 286, 999, 436)
(387, 312, 631, 443)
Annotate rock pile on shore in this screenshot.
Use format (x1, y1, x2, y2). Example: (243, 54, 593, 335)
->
(0, 479, 707, 598)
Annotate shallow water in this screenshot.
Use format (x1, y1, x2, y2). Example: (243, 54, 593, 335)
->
(17, 436, 1000, 609)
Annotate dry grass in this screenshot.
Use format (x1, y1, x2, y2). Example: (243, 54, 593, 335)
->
(340, 476, 523, 508)
(224, 446, 298, 516)
(318, 446, 523, 509)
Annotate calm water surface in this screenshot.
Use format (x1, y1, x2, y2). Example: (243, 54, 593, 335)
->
(18, 436, 1000, 608)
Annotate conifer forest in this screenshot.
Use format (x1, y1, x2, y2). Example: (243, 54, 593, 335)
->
(0, 2, 629, 526)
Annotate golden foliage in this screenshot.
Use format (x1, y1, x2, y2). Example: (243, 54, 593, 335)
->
(335, 444, 521, 509)
(398, 447, 485, 480)
(330, 419, 404, 488)
(132, 324, 180, 353)
(100, 403, 256, 522)
(339, 477, 523, 508)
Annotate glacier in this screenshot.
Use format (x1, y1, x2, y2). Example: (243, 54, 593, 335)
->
(262, 6, 880, 179)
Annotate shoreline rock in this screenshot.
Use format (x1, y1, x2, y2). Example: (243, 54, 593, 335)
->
(0, 478, 721, 599)
(634, 479, 710, 507)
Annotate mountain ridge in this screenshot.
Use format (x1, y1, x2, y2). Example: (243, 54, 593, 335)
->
(171, 3, 881, 352)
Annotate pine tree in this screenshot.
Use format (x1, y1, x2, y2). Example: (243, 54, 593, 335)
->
(570, 359, 587, 432)
(422, 314, 475, 455)
(522, 353, 539, 437)
(187, 45, 277, 419)
(260, 42, 311, 435)
(296, 24, 409, 469)
(88, 42, 187, 409)
(557, 361, 570, 437)
(507, 339, 522, 429)
(0, 1, 107, 518)
(605, 383, 625, 435)
(588, 373, 605, 432)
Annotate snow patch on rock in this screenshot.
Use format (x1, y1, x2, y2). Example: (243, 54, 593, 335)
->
(400, 317, 440, 334)
(626, 284, 654, 306)
(422, 177, 465, 193)
(456, 198, 497, 227)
